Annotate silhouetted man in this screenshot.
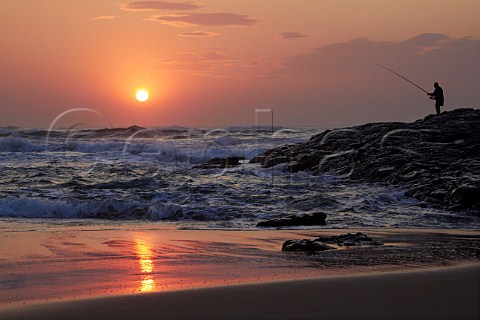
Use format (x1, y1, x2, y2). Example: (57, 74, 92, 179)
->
(428, 82, 444, 115)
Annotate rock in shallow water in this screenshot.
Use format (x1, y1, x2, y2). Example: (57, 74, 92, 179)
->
(282, 239, 335, 252)
(314, 232, 384, 246)
(282, 232, 384, 252)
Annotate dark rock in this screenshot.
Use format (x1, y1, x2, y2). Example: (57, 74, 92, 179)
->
(194, 157, 245, 169)
(315, 232, 384, 246)
(250, 108, 480, 213)
(282, 239, 335, 252)
(448, 182, 480, 209)
(257, 212, 327, 227)
(282, 232, 383, 252)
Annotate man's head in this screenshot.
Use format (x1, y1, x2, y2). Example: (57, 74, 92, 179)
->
(434, 82, 439, 88)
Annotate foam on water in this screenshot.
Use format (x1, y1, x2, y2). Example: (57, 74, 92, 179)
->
(0, 126, 479, 229)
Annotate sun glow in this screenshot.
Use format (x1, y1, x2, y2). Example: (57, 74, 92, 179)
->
(135, 89, 149, 102)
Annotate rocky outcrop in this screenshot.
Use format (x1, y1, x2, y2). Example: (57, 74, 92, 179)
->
(251, 109, 480, 213)
(257, 212, 327, 227)
(282, 232, 384, 252)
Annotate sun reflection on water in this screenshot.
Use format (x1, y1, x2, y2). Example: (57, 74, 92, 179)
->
(136, 240, 156, 292)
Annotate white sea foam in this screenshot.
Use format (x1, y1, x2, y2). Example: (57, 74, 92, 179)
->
(0, 126, 479, 229)
(0, 196, 183, 220)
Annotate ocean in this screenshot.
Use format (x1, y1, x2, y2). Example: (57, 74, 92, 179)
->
(1, 125, 479, 230)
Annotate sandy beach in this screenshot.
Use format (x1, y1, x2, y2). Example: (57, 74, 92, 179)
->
(0, 221, 479, 319)
(1, 263, 479, 320)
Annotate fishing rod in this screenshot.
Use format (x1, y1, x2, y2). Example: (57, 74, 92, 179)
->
(374, 63, 429, 94)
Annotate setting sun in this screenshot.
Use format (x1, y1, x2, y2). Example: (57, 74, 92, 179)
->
(135, 89, 149, 102)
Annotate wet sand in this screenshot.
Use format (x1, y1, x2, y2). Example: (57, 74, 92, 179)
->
(0, 221, 479, 318)
(1, 263, 479, 320)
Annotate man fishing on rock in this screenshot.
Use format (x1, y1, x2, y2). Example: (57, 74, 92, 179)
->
(375, 64, 445, 116)
(428, 82, 444, 115)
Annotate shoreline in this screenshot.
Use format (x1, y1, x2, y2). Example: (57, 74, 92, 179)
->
(1, 223, 479, 318)
(1, 262, 479, 320)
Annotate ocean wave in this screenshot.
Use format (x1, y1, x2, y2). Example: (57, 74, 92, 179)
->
(0, 136, 43, 152)
(0, 125, 313, 140)
(0, 196, 245, 222)
(0, 196, 177, 220)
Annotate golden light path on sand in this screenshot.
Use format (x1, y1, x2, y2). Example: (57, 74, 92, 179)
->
(135, 240, 156, 292)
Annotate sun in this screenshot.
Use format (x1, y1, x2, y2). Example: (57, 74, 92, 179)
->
(135, 89, 149, 102)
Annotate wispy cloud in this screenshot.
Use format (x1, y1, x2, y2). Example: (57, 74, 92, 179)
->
(90, 16, 120, 21)
(177, 31, 219, 37)
(119, 1, 201, 11)
(201, 52, 237, 62)
(150, 12, 258, 27)
(155, 51, 238, 75)
(279, 32, 310, 40)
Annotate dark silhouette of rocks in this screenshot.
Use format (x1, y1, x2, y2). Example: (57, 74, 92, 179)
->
(251, 108, 480, 213)
(282, 232, 384, 252)
(257, 211, 327, 227)
(282, 240, 334, 252)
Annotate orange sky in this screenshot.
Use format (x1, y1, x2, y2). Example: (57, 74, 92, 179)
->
(1, 0, 479, 127)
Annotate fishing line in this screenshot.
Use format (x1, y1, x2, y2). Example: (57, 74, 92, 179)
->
(374, 63, 428, 94)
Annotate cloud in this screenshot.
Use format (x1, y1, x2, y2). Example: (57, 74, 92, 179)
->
(276, 33, 480, 81)
(279, 32, 310, 40)
(90, 16, 119, 21)
(150, 12, 258, 27)
(205, 46, 230, 51)
(201, 52, 237, 61)
(155, 51, 238, 74)
(120, 1, 201, 11)
(177, 31, 219, 37)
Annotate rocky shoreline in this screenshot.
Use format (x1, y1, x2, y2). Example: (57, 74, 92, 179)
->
(251, 108, 480, 214)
